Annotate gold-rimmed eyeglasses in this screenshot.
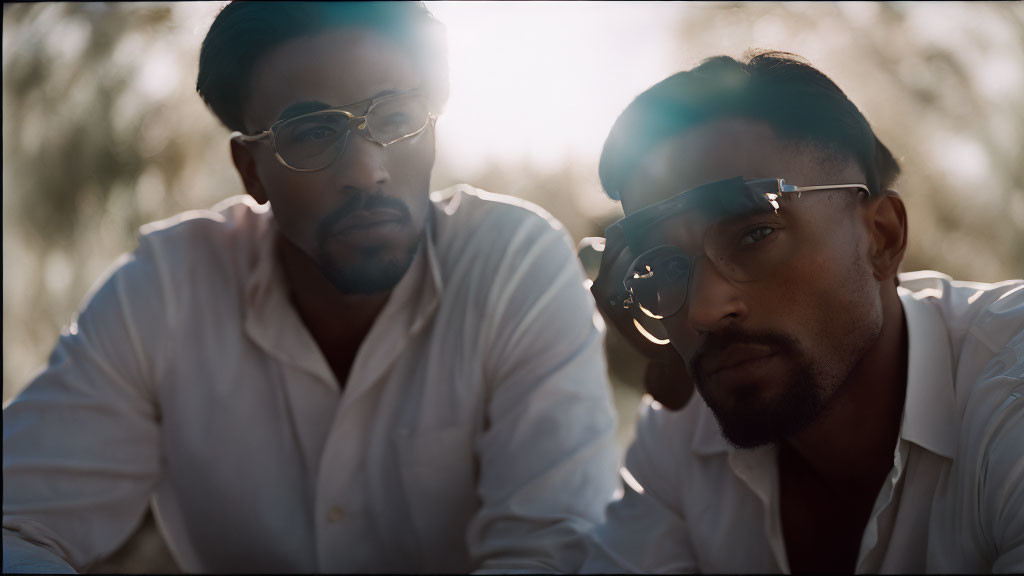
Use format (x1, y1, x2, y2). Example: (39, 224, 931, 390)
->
(232, 89, 436, 172)
(620, 177, 870, 323)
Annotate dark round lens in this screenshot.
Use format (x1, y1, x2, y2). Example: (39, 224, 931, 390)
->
(275, 113, 350, 170)
(624, 246, 691, 319)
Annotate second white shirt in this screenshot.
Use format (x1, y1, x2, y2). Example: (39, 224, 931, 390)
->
(3, 186, 621, 574)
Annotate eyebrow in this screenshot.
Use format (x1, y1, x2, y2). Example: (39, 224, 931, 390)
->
(277, 101, 331, 122)
(275, 89, 406, 122)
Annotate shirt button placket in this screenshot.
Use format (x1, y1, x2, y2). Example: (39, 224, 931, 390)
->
(317, 502, 345, 570)
(327, 505, 344, 523)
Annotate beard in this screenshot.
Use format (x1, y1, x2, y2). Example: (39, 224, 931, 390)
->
(316, 237, 421, 294)
(312, 192, 424, 294)
(683, 216, 886, 449)
(689, 321, 876, 449)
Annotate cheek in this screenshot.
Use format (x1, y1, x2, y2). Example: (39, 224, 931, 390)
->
(394, 132, 435, 184)
(257, 133, 437, 252)
(386, 136, 435, 216)
(782, 224, 878, 348)
(259, 168, 333, 250)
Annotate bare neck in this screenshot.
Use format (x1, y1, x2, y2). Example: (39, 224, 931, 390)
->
(277, 234, 391, 380)
(785, 285, 909, 495)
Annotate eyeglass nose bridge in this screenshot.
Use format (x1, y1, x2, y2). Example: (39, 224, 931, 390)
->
(346, 111, 371, 134)
(297, 112, 383, 171)
(310, 110, 437, 172)
(342, 114, 376, 153)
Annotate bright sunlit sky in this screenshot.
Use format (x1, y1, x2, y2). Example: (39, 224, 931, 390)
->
(168, 1, 693, 177)
(169, 1, 1020, 184)
(4, 1, 1023, 403)
(424, 1, 691, 176)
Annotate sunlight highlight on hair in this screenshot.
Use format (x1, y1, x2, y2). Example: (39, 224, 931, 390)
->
(425, 1, 690, 177)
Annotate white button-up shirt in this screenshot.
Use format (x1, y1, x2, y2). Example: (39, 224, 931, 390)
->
(3, 186, 620, 574)
(582, 271, 1024, 574)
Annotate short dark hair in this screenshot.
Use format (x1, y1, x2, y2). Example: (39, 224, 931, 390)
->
(598, 49, 901, 201)
(196, 1, 449, 132)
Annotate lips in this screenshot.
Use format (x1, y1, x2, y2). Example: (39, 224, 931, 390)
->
(702, 344, 776, 377)
(331, 209, 405, 236)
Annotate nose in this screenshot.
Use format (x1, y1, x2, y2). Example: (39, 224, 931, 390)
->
(335, 129, 390, 192)
(682, 257, 748, 333)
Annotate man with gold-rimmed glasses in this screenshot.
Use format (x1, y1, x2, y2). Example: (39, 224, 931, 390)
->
(581, 50, 1024, 573)
(2, 2, 619, 573)
(232, 87, 436, 173)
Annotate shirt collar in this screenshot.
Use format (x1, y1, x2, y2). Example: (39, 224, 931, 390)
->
(411, 208, 443, 334)
(897, 285, 958, 459)
(242, 201, 444, 385)
(691, 289, 959, 460)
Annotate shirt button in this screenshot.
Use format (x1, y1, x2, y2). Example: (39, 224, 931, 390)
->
(327, 506, 344, 523)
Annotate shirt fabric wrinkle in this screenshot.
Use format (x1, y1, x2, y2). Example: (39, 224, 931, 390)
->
(582, 271, 1024, 574)
(3, 185, 620, 574)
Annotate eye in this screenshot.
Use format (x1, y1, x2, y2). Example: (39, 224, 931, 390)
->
(739, 225, 776, 246)
(294, 125, 338, 142)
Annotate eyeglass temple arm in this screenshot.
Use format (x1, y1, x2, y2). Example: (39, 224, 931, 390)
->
(232, 130, 272, 142)
(779, 180, 871, 195)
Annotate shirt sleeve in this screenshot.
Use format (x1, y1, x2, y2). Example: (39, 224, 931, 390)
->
(3, 238, 169, 573)
(580, 399, 700, 574)
(466, 212, 620, 573)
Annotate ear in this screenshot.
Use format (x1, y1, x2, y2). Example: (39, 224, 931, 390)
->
(230, 137, 269, 205)
(864, 190, 908, 282)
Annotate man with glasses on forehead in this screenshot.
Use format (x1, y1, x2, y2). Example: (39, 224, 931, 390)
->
(3, 2, 618, 573)
(581, 50, 1024, 573)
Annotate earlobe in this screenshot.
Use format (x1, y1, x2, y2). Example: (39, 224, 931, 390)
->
(230, 138, 269, 205)
(866, 190, 908, 282)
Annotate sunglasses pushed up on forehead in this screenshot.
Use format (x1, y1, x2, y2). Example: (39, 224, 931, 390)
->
(581, 177, 870, 346)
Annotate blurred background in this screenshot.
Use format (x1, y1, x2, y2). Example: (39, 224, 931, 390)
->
(3, 1, 1023, 572)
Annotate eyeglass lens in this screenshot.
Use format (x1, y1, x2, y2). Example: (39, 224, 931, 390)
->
(274, 93, 430, 170)
(624, 191, 797, 319)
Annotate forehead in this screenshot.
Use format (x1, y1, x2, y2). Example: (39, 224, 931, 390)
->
(620, 117, 865, 215)
(243, 28, 420, 131)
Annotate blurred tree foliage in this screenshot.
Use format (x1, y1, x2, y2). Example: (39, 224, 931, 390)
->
(2, 2, 1022, 571)
(431, 1, 1024, 396)
(664, 2, 1024, 285)
(434, 2, 1024, 496)
(3, 3, 239, 401)
(5, 1, 1022, 401)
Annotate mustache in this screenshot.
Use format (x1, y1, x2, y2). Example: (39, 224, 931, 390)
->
(690, 326, 799, 380)
(314, 192, 413, 246)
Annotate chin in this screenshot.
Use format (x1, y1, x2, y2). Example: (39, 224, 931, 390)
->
(699, 370, 826, 449)
(318, 236, 421, 294)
